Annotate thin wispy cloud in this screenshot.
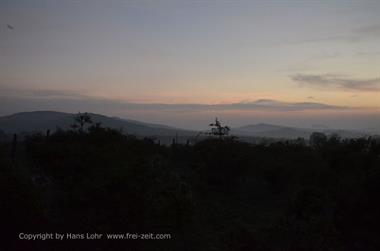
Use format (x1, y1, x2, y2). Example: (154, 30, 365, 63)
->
(0, 87, 87, 99)
(303, 52, 341, 62)
(292, 74, 380, 92)
(0, 88, 347, 115)
(292, 24, 380, 44)
(356, 51, 380, 56)
(224, 99, 345, 111)
(0, 88, 377, 131)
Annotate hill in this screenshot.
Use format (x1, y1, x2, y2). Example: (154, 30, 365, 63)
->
(0, 111, 195, 137)
(0, 112, 372, 140)
(232, 123, 367, 139)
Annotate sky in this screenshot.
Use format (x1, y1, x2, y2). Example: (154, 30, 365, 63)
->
(0, 0, 379, 130)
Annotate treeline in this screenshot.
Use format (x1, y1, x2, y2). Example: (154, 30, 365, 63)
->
(0, 122, 379, 250)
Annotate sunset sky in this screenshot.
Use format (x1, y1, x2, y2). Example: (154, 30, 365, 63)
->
(0, 0, 379, 130)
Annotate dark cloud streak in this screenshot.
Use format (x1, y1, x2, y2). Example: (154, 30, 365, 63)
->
(291, 24, 380, 44)
(0, 89, 375, 131)
(292, 74, 380, 91)
(0, 90, 347, 117)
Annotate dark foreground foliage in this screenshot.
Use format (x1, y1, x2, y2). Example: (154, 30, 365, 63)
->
(1, 126, 379, 251)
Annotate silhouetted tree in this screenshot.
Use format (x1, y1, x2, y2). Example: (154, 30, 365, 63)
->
(71, 112, 93, 133)
(209, 117, 230, 138)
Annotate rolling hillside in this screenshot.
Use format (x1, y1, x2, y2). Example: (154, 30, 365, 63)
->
(0, 111, 195, 137)
(0, 112, 371, 140)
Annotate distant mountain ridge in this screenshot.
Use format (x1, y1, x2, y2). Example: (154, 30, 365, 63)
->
(0, 111, 195, 137)
(0, 111, 373, 139)
(232, 123, 368, 139)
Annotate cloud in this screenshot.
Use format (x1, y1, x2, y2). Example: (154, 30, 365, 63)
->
(30, 89, 86, 98)
(0, 88, 348, 117)
(356, 51, 380, 56)
(355, 24, 380, 37)
(291, 74, 380, 91)
(1, 89, 375, 130)
(292, 24, 380, 44)
(0, 86, 86, 99)
(220, 99, 345, 111)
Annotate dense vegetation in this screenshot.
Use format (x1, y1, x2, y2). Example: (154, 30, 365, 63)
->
(1, 120, 379, 250)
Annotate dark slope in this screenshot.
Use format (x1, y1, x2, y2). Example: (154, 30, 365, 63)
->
(0, 111, 195, 136)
